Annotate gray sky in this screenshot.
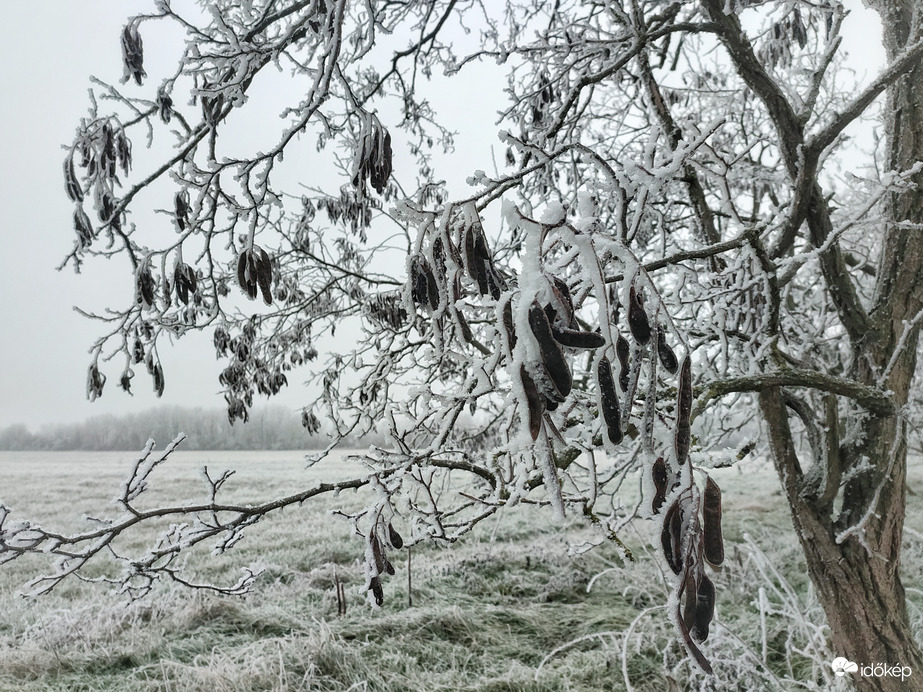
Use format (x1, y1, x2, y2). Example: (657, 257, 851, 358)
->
(0, 2, 885, 430)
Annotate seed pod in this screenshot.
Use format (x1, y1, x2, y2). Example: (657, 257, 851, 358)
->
(501, 301, 517, 354)
(661, 500, 683, 574)
(675, 356, 692, 465)
(616, 334, 631, 391)
(388, 522, 403, 550)
(550, 276, 575, 327)
(651, 456, 668, 515)
(703, 477, 724, 566)
(656, 325, 678, 374)
(369, 575, 384, 606)
(551, 326, 605, 349)
(596, 356, 622, 445)
(64, 155, 83, 202)
(174, 191, 190, 231)
(137, 264, 155, 309)
(74, 207, 93, 248)
(520, 365, 544, 441)
(255, 246, 273, 306)
(690, 575, 716, 642)
(528, 302, 572, 399)
(152, 363, 165, 397)
(121, 23, 146, 85)
(370, 530, 386, 574)
(463, 225, 479, 283)
(682, 573, 698, 633)
(409, 258, 429, 307)
(628, 286, 651, 344)
(423, 261, 440, 310)
(384, 559, 396, 576)
(543, 396, 558, 412)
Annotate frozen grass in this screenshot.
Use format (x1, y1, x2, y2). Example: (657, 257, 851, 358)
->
(1, 450, 921, 691)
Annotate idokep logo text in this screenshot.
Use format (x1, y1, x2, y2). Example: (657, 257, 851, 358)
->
(831, 657, 912, 681)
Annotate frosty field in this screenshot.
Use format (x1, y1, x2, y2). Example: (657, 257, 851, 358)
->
(0, 449, 921, 691)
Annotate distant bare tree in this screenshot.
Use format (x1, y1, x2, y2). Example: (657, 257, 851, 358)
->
(3, 1, 922, 688)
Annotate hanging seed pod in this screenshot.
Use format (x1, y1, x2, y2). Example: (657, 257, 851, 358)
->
(528, 302, 572, 399)
(543, 396, 558, 412)
(370, 530, 386, 574)
(152, 362, 165, 397)
(703, 476, 725, 566)
(86, 364, 106, 402)
(137, 263, 155, 309)
(520, 365, 544, 441)
(64, 154, 83, 202)
(423, 261, 440, 311)
(121, 23, 146, 85)
(675, 355, 692, 465)
(682, 573, 698, 633)
(550, 276, 575, 327)
(409, 258, 429, 307)
(661, 500, 684, 574)
(369, 575, 384, 606)
(174, 191, 190, 231)
(387, 522, 403, 550)
(690, 575, 716, 642)
(656, 325, 678, 374)
(551, 326, 605, 349)
(74, 207, 93, 248)
(616, 334, 631, 391)
(157, 88, 173, 123)
(502, 300, 517, 354)
(255, 246, 273, 306)
(384, 558, 396, 576)
(628, 285, 651, 344)
(651, 456, 668, 515)
(596, 356, 622, 445)
(174, 263, 197, 305)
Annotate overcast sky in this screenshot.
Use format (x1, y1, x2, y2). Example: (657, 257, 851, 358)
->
(0, 2, 885, 430)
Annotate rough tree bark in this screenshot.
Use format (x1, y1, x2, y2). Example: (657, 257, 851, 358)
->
(773, 2, 923, 689)
(701, 0, 923, 688)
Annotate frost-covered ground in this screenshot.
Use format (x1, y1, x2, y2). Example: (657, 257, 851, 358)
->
(0, 450, 921, 691)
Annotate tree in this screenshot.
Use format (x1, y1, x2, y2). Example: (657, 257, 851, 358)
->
(2, 1, 922, 688)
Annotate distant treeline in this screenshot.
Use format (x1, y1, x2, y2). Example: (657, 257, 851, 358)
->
(0, 405, 378, 451)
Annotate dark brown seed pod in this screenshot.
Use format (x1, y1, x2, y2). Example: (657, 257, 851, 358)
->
(384, 559, 396, 576)
(369, 575, 384, 606)
(675, 355, 692, 465)
(463, 225, 479, 283)
(528, 302, 572, 399)
(651, 456, 668, 515)
(656, 325, 678, 374)
(596, 356, 622, 445)
(703, 477, 724, 566)
(152, 363, 165, 397)
(455, 309, 473, 343)
(174, 191, 189, 231)
(543, 396, 558, 412)
(661, 500, 684, 574)
(64, 155, 83, 202)
(551, 326, 605, 349)
(682, 573, 698, 633)
(502, 301, 517, 354)
(550, 277, 575, 327)
(74, 207, 93, 248)
(137, 265, 155, 309)
(388, 522, 403, 549)
(255, 246, 273, 306)
(520, 365, 544, 441)
(616, 334, 631, 391)
(423, 261, 440, 310)
(628, 286, 651, 344)
(409, 259, 428, 307)
(691, 574, 716, 642)
(370, 530, 386, 574)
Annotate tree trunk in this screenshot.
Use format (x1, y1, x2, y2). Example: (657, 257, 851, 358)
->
(759, 3, 923, 689)
(761, 388, 923, 692)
